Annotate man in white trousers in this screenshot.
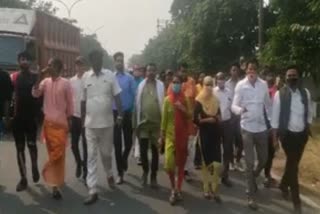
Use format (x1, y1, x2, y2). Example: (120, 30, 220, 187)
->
(81, 50, 123, 205)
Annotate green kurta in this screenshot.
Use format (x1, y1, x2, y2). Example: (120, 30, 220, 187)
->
(161, 97, 191, 171)
(138, 82, 161, 143)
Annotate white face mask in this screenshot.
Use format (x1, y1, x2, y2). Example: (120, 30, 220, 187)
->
(217, 80, 225, 88)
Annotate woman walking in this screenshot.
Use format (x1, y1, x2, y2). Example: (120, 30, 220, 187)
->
(160, 74, 190, 205)
(194, 76, 222, 203)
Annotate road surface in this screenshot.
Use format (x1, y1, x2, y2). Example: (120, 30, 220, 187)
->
(0, 137, 318, 214)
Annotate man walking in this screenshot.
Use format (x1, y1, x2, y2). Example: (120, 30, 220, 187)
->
(81, 50, 123, 205)
(11, 52, 40, 192)
(113, 52, 135, 184)
(232, 59, 271, 210)
(32, 58, 73, 199)
(261, 67, 278, 188)
(70, 56, 88, 181)
(214, 72, 233, 187)
(135, 63, 164, 188)
(271, 66, 312, 214)
(226, 63, 245, 172)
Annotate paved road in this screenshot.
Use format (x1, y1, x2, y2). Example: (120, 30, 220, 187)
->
(0, 138, 318, 214)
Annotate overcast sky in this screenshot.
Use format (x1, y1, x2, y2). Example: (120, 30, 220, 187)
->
(49, 0, 173, 60)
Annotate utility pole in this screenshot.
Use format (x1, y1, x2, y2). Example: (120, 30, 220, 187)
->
(258, 0, 264, 53)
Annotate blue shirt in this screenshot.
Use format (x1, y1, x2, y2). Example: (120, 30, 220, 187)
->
(113, 71, 136, 111)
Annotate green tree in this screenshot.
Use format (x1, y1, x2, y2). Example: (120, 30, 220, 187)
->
(261, 0, 320, 82)
(138, 0, 276, 73)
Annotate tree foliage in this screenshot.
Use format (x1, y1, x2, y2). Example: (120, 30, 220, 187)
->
(261, 0, 320, 81)
(133, 0, 276, 73)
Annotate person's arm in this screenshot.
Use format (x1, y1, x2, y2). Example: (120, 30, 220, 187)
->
(32, 79, 45, 98)
(264, 84, 272, 121)
(80, 78, 87, 127)
(306, 89, 313, 136)
(65, 81, 74, 118)
(112, 75, 123, 124)
(271, 91, 280, 148)
(231, 83, 245, 115)
(160, 98, 169, 136)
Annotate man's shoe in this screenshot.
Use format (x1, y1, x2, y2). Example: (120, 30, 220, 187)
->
(150, 176, 158, 189)
(141, 173, 148, 187)
(107, 176, 115, 189)
(248, 198, 259, 211)
(279, 184, 290, 200)
(116, 176, 124, 185)
(52, 188, 62, 200)
(84, 194, 98, 205)
(294, 205, 302, 214)
(16, 179, 28, 192)
(221, 178, 233, 188)
(32, 167, 40, 183)
(76, 164, 82, 178)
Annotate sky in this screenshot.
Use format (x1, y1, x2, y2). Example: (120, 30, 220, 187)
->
(49, 0, 173, 60)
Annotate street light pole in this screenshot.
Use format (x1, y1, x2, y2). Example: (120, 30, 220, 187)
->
(52, 0, 84, 18)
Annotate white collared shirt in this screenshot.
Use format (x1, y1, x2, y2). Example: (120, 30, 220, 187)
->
(225, 78, 239, 98)
(213, 86, 232, 121)
(232, 77, 271, 133)
(70, 74, 84, 118)
(271, 88, 313, 132)
(82, 69, 122, 128)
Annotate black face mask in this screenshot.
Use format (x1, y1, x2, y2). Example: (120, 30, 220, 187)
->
(286, 78, 299, 87)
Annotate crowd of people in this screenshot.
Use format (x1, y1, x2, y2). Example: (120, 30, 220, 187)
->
(0, 50, 313, 214)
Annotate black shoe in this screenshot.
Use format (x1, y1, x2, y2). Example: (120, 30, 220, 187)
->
(123, 160, 128, 172)
(116, 176, 124, 185)
(84, 194, 98, 205)
(52, 189, 62, 200)
(150, 175, 158, 189)
(213, 195, 223, 204)
(142, 173, 148, 186)
(294, 205, 302, 214)
(264, 177, 277, 188)
(32, 167, 40, 183)
(16, 179, 28, 192)
(221, 178, 233, 188)
(248, 198, 258, 211)
(82, 166, 88, 181)
(76, 164, 82, 178)
(279, 184, 290, 200)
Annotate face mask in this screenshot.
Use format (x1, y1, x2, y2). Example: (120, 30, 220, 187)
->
(172, 83, 181, 94)
(217, 80, 225, 88)
(286, 78, 298, 87)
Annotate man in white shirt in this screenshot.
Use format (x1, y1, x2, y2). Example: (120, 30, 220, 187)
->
(81, 50, 123, 205)
(214, 72, 233, 187)
(232, 59, 271, 210)
(226, 63, 245, 172)
(271, 66, 312, 214)
(70, 56, 88, 182)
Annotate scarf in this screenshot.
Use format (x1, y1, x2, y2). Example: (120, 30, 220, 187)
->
(196, 77, 219, 116)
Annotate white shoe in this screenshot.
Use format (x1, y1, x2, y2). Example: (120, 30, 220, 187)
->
(229, 163, 235, 171)
(235, 162, 245, 172)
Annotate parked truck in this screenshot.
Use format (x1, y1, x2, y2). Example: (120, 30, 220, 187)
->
(0, 8, 80, 77)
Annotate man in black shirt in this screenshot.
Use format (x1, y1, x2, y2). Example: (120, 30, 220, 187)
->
(12, 51, 40, 192)
(0, 68, 13, 136)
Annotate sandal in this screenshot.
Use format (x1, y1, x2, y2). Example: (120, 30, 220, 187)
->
(169, 191, 176, 205)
